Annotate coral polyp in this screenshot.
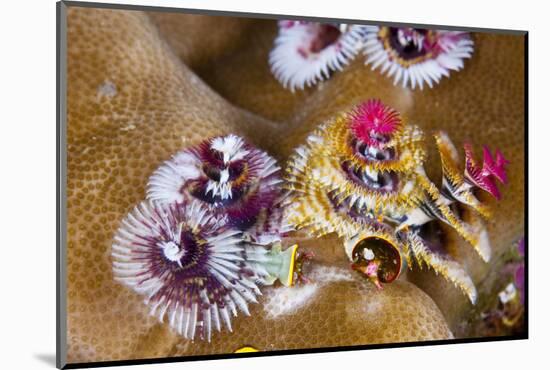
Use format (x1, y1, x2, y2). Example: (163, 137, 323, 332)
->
(269, 21, 365, 91)
(147, 134, 288, 244)
(285, 100, 508, 303)
(112, 200, 299, 341)
(362, 27, 474, 89)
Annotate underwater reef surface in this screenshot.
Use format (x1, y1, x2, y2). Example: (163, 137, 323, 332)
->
(66, 8, 524, 363)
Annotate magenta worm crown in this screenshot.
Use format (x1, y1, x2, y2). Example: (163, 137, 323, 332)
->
(482, 145, 509, 184)
(349, 99, 402, 147)
(147, 134, 287, 243)
(464, 143, 510, 199)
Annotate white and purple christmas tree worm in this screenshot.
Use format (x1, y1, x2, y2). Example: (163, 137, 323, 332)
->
(362, 26, 474, 89)
(112, 200, 299, 342)
(147, 134, 290, 244)
(269, 21, 366, 91)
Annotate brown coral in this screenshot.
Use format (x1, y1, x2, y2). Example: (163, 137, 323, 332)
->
(64, 5, 524, 365)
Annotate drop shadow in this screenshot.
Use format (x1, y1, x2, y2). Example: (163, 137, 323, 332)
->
(34, 353, 57, 367)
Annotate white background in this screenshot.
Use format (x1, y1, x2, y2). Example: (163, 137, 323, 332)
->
(0, 0, 545, 368)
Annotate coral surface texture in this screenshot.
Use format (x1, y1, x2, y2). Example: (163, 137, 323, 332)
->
(65, 7, 525, 364)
